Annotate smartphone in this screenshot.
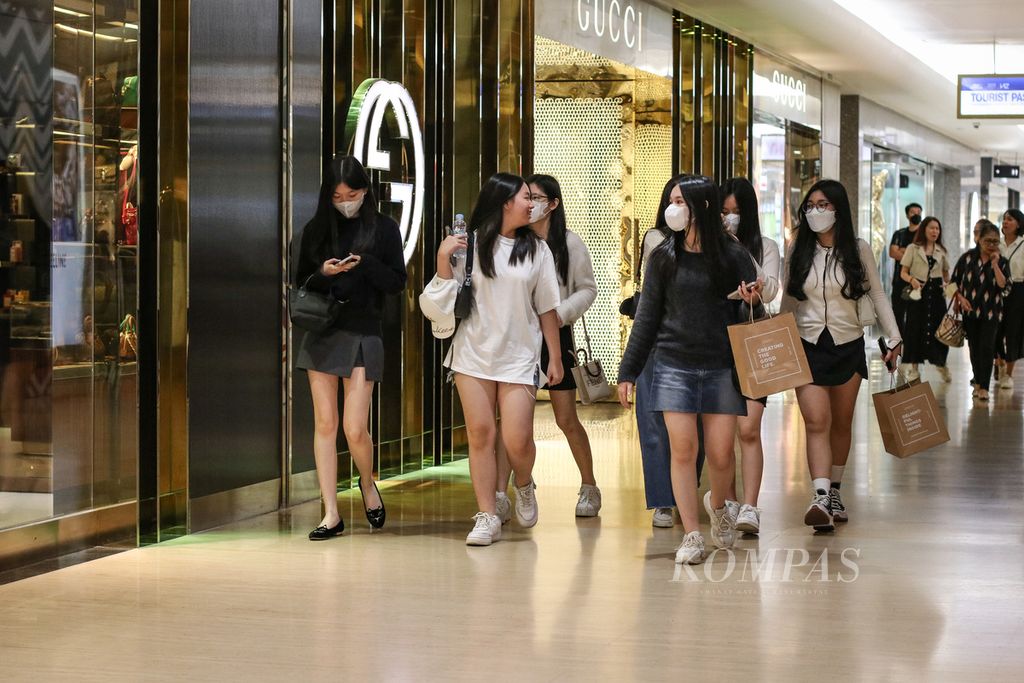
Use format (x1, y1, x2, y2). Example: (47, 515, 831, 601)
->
(877, 336, 897, 373)
(727, 282, 759, 300)
(330, 254, 357, 266)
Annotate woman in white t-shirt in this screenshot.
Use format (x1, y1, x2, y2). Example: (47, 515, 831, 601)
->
(436, 173, 564, 547)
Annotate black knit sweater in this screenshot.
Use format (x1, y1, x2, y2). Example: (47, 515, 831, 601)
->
(295, 212, 407, 336)
(618, 241, 755, 381)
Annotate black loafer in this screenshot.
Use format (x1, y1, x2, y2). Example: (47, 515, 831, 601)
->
(359, 478, 386, 530)
(308, 517, 345, 540)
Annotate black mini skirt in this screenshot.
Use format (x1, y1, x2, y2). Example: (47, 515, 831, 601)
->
(802, 329, 868, 387)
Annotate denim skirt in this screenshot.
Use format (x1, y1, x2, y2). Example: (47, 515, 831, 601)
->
(649, 361, 747, 416)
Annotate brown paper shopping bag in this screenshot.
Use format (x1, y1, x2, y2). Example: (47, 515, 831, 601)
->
(728, 311, 813, 399)
(871, 379, 949, 458)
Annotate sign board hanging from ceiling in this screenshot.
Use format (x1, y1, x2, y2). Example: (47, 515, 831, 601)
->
(957, 74, 1024, 119)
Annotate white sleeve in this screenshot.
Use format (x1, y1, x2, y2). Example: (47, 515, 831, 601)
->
(532, 243, 561, 316)
(556, 232, 597, 325)
(759, 237, 781, 304)
(860, 239, 901, 344)
(642, 228, 668, 265)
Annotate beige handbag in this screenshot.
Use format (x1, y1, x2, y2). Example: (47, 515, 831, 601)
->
(570, 315, 612, 404)
(934, 297, 965, 348)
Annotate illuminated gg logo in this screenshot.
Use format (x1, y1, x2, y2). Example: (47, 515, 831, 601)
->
(345, 79, 425, 265)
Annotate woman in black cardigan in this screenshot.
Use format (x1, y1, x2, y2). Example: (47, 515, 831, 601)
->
(294, 156, 407, 539)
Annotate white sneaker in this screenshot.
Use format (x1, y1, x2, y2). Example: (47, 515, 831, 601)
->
(804, 491, 833, 529)
(575, 484, 602, 517)
(735, 504, 761, 534)
(937, 366, 952, 383)
(1000, 376, 1014, 390)
(703, 491, 737, 549)
(674, 531, 707, 565)
(829, 488, 848, 523)
(652, 507, 675, 528)
(905, 367, 921, 382)
(495, 492, 512, 525)
(465, 512, 502, 546)
(514, 479, 539, 528)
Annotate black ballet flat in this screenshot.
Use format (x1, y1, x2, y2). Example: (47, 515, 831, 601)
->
(359, 478, 386, 530)
(308, 517, 345, 540)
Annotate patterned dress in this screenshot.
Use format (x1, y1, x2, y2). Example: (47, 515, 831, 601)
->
(951, 249, 1011, 322)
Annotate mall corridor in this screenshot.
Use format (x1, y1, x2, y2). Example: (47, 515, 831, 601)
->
(2, 349, 1022, 681)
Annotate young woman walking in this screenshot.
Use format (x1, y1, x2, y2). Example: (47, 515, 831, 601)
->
(952, 222, 1011, 401)
(899, 216, 952, 382)
(996, 209, 1024, 390)
(436, 173, 563, 546)
(720, 177, 780, 535)
(781, 179, 901, 532)
(618, 175, 757, 565)
(294, 156, 407, 540)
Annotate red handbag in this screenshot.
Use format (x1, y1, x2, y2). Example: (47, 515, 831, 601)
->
(121, 159, 138, 245)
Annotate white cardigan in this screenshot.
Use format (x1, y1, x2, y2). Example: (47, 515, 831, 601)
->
(555, 230, 598, 326)
(781, 238, 902, 346)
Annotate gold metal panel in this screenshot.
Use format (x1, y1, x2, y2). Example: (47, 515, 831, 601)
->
(0, 502, 136, 572)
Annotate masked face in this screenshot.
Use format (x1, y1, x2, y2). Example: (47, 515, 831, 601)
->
(909, 213, 922, 226)
(723, 213, 741, 235)
(664, 203, 690, 232)
(806, 208, 837, 234)
(334, 195, 364, 219)
(529, 200, 549, 224)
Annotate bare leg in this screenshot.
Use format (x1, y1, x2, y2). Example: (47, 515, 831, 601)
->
(662, 412, 701, 534)
(341, 367, 380, 509)
(550, 389, 596, 486)
(454, 374, 500, 514)
(796, 383, 833, 480)
(494, 428, 512, 495)
(737, 399, 765, 506)
(308, 370, 341, 527)
(827, 374, 862, 468)
(497, 383, 538, 488)
(701, 414, 739, 511)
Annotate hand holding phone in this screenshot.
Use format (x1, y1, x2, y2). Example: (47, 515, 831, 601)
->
(878, 336, 898, 373)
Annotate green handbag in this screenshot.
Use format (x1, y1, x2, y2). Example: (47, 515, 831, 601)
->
(120, 76, 138, 107)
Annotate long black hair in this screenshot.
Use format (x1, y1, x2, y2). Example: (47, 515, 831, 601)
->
(471, 173, 540, 279)
(526, 173, 569, 284)
(651, 175, 737, 296)
(301, 155, 379, 262)
(786, 179, 867, 301)
(1004, 208, 1024, 241)
(721, 177, 764, 264)
(913, 216, 945, 250)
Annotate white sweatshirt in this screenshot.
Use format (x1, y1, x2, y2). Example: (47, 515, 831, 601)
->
(781, 238, 901, 346)
(555, 230, 598, 326)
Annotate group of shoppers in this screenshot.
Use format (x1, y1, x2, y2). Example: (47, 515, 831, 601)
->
(292, 154, 1018, 560)
(891, 202, 1022, 401)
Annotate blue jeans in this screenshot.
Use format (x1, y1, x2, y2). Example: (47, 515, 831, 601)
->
(636, 357, 705, 509)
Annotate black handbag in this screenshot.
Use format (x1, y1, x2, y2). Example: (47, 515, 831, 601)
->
(289, 271, 342, 332)
(454, 232, 475, 320)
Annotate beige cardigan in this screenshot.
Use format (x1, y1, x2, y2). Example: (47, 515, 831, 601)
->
(900, 243, 950, 283)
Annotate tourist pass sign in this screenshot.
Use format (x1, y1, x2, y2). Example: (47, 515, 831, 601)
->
(957, 74, 1024, 119)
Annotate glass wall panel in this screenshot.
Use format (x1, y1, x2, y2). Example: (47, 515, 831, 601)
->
(1, 2, 139, 531)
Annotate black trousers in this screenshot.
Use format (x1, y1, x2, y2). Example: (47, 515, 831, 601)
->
(891, 289, 907, 337)
(963, 317, 1000, 389)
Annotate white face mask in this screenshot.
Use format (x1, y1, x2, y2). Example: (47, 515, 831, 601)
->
(806, 208, 836, 233)
(334, 195, 364, 219)
(664, 203, 690, 232)
(529, 201, 549, 224)
(723, 213, 741, 235)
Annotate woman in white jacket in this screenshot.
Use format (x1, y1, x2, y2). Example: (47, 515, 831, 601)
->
(494, 174, 602, 518)
(720, 177, 781, 535)
(781, 179, 901, 531)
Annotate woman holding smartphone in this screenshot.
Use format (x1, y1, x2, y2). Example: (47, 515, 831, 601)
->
(436, 173, 563, 546)
(781, 179, 900, 532)
(294, 156, 407, 540)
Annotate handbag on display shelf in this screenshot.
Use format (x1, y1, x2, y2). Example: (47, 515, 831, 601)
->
(934, 297, 965, 348)
(121, 159, 139, 245)
(570, 315, 612, 404)
(119, 314, 138, 360)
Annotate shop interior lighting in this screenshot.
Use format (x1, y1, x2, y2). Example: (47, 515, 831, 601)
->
(54, 6, 89, 18)
(56, 23, 124, 41)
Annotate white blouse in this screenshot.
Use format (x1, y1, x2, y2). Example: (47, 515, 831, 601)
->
(1001, 237, 1024, 282)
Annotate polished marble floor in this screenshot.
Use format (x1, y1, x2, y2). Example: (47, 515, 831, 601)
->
(1, 350, 1022, 681)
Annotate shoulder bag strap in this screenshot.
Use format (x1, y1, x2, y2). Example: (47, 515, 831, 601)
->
(463, 231, 475, 286)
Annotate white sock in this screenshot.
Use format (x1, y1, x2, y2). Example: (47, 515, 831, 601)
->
(496, 491, 507, 499)
(812, 477, 831, 494)
(831, 466, 845, 485)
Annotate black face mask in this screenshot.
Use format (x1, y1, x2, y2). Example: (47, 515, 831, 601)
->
(909, 214, 922, 226)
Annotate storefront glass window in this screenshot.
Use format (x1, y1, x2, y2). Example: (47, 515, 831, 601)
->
(1, 3, 139, 531)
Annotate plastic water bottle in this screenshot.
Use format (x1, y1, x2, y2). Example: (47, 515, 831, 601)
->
(451, 213, 467, 259)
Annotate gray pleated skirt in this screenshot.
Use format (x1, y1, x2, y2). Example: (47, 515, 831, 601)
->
(296, 328, 384, 382)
